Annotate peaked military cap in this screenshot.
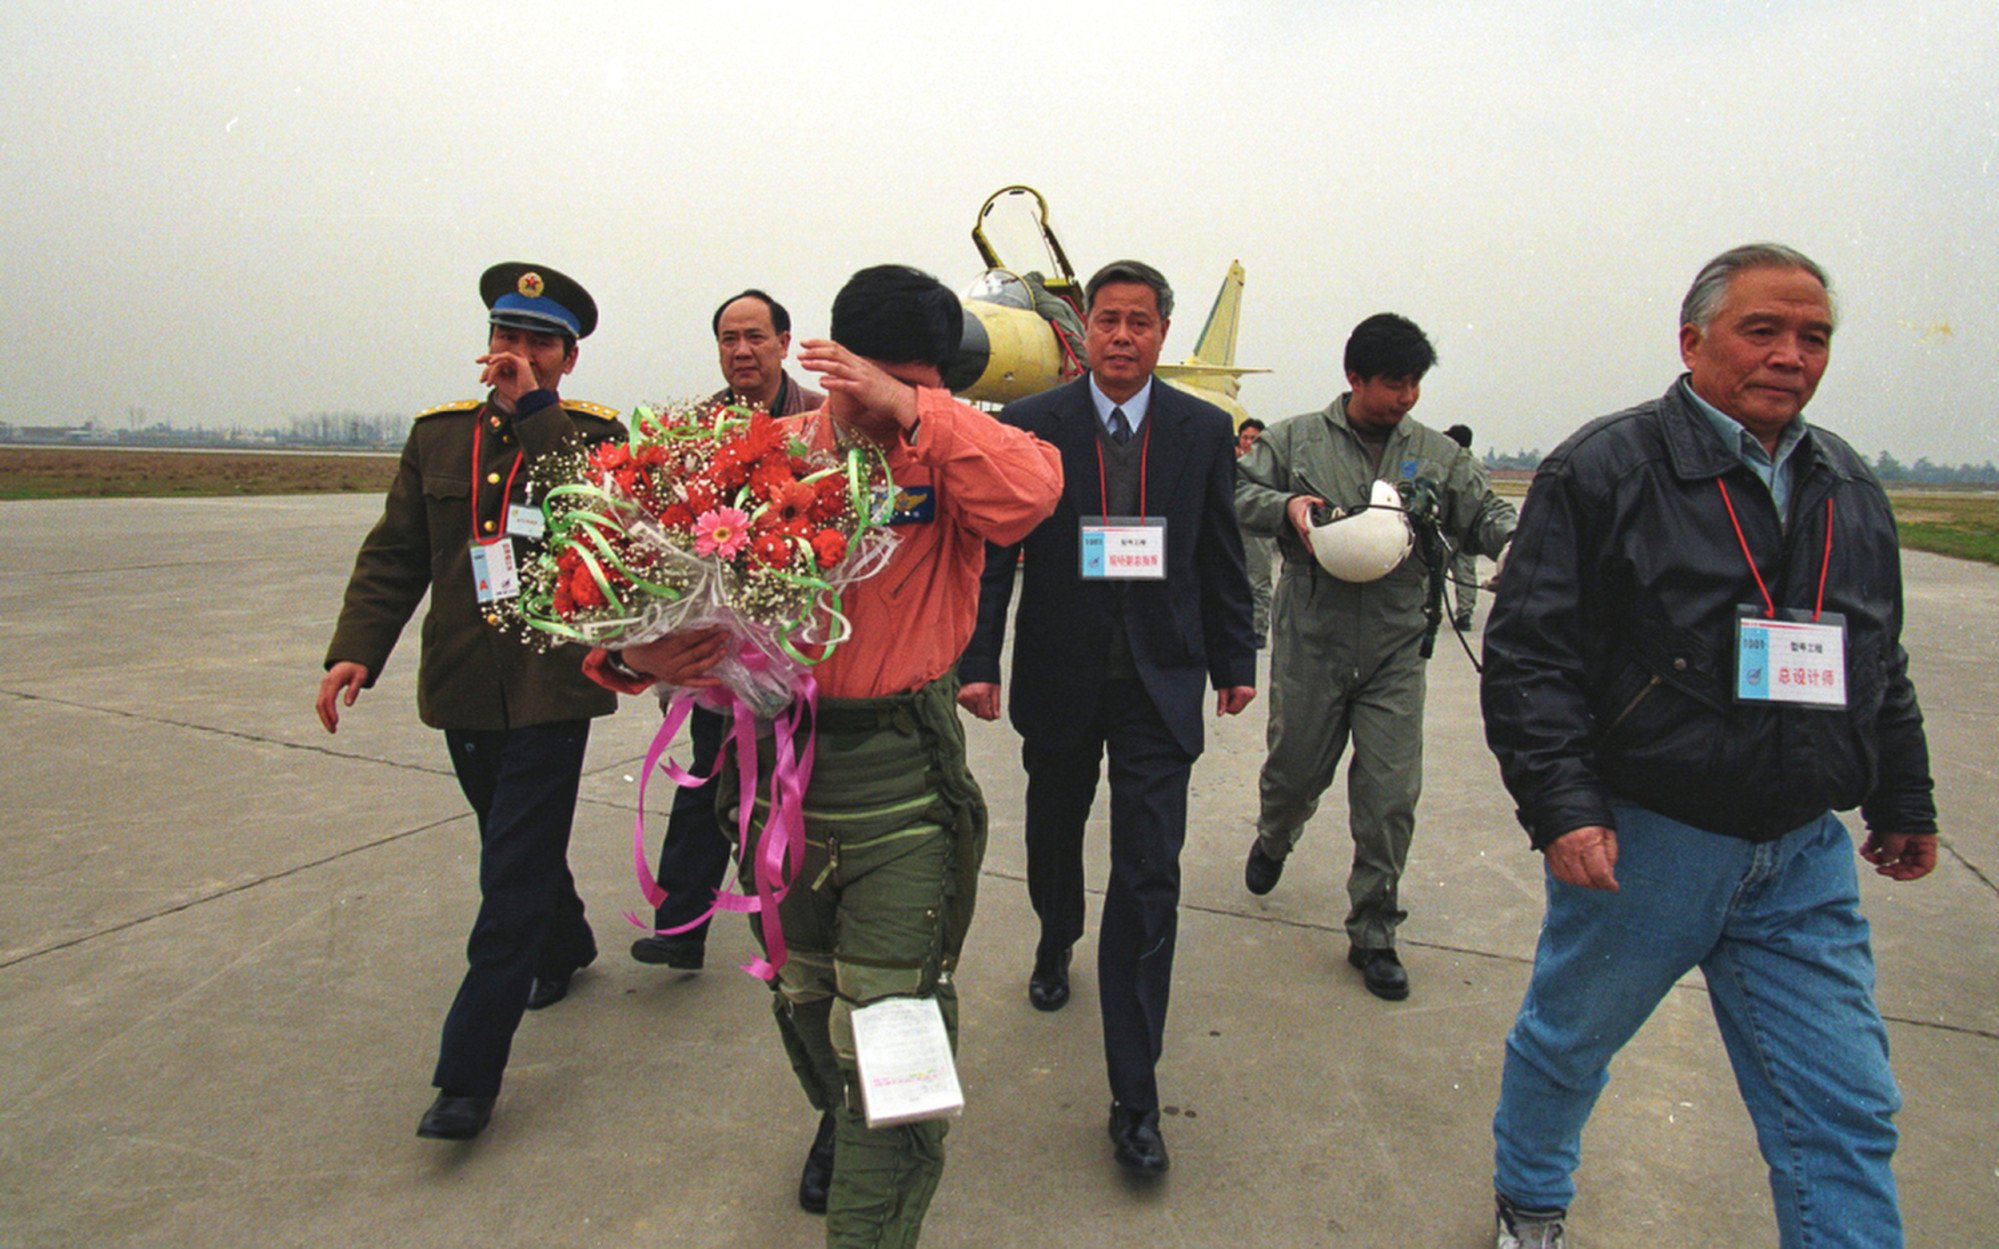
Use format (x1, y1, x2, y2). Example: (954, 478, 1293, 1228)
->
(481, 262, 598, 339)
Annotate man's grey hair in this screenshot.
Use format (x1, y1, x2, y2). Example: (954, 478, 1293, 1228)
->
(1085, 260, 1174, 320)
(1679, 243, 1836, 330)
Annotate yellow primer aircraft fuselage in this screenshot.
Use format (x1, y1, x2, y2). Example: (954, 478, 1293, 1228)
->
(944, 186, 1268, 428)
(950, 290, 1074, 402)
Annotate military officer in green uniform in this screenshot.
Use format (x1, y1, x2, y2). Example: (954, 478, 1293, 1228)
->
(1235, 313, 1515, 999)
(315, 262, 626, 1140)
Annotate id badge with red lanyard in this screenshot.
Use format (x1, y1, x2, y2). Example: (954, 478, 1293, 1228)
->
(1078, 418, 1166, 580)
(1720, 479, 1847, 709)
(468, 411, 537, 606)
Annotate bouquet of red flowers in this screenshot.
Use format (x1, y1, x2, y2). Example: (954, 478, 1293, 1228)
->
(501, 397, 898, 714)
(495, 396, 901, 981)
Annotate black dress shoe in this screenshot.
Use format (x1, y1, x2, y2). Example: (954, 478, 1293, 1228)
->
(527, 941, 600, 1009)
(526, 971, 575, 1010)
(1107, 1103, 1169, 1176)
(1244, 841, 1285, 896)
(1028, 945, 1071, 1012)
(797, 1111, 836, 1214)
(416, 1093, 494, 1140)
(1348, 946, 1410, 1000)
(630, 936, 706, 969)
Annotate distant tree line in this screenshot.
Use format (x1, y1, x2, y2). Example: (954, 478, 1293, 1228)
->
(1484, 447, 1998, 485)
(1869, 450, 1999, 485)
(2, 411, 407, 449)
(1484, 448, 1546, 471)
(284, 412, 406, 447)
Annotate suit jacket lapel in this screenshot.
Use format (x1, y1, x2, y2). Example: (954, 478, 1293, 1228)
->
(1143, 382, 1199, 511)
(1060, 377, 1204, 518)
(1059, 379, 1105, 519)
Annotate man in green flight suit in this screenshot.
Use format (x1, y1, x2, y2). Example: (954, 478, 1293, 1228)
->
(1235, 313, 1515, 999)
(597, 265, 1063, 1248)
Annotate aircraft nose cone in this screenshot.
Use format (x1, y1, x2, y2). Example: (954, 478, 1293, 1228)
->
(942, 308, 991, 392)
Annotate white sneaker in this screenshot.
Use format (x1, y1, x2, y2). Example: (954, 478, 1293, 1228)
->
(1495, 1195, 1566, 1248)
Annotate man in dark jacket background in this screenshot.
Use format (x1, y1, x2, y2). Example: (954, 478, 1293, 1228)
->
(1478, 243, 1938, 1249)
(628, 289, 825, 978)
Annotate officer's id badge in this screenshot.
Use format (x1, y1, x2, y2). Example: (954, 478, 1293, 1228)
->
(1080, 517, 1167, 580)
(1400, 458, 1420, 481)
(1735, 608, 1847, 709)
(506, 502, 545, 541)
(871, 484, 936, 526)
(470, 539, 520, 604)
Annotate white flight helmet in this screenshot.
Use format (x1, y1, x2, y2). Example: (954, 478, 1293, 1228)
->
(1307, 480, 1414, 582)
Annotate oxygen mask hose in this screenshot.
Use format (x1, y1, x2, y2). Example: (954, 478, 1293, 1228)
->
(1399, 478, 1447, 659)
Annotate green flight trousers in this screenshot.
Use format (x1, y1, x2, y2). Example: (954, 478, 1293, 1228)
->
(1255, 626, 1426, 951)
(1244, 531, 1276, 645)
(1449, 544, 1479, 622)
(725, 676, 988, 1249)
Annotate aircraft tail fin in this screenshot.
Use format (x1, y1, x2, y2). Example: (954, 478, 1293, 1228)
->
(1158, 261, 1265, 402)
(1191, 260, 1245, 366)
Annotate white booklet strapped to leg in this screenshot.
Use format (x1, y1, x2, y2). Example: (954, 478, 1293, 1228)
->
(849, 996, 965, 1128)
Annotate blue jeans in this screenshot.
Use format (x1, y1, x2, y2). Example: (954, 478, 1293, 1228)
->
(1493, 805, 1902, 1248)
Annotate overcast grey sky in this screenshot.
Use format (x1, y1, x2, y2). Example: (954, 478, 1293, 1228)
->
(6, 1, 1994, 460)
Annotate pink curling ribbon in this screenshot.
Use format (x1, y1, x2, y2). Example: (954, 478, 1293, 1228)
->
(623, 649, 818, 982)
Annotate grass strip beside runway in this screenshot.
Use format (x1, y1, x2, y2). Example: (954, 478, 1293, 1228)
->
(0, 446, 397, 499)
(1493, 478, 1999, 566)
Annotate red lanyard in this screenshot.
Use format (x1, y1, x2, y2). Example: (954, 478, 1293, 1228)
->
(470, 408, 525, 547)
(1717, 479, 1832, 620)
(1093, 414, 1153, 522)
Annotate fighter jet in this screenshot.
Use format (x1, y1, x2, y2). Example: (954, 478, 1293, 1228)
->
(941, 185, 1269, 427)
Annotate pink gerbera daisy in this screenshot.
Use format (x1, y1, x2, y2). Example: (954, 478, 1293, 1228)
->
(693, 506, 751, 559)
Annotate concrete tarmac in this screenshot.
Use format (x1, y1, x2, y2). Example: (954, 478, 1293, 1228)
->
(1, 494, 1994, 1248)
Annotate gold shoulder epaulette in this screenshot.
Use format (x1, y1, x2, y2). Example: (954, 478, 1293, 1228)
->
(562, 399, 624, 421)
(414, 399, 481, 421)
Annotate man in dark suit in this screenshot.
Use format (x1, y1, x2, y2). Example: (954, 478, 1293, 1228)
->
(958, 259, 1258, 1177)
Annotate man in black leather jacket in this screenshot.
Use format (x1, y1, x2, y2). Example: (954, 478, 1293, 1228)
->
(1478, 244, 1939, 1249)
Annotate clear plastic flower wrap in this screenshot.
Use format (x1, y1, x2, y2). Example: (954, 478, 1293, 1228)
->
(493, 397, 901, 980)
(497, 397, 899, 714)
